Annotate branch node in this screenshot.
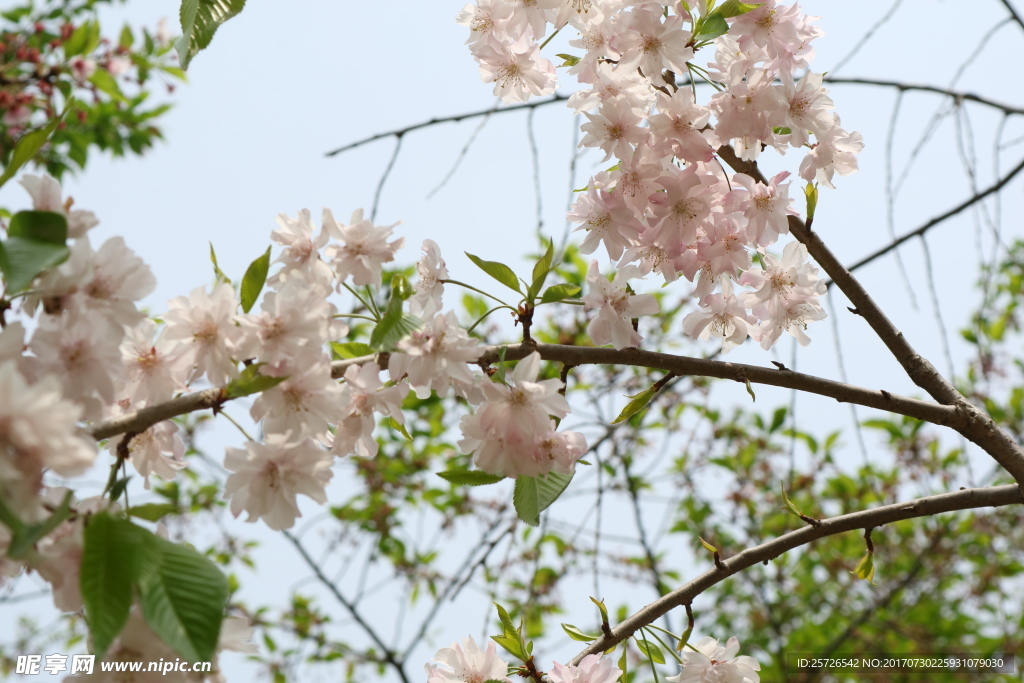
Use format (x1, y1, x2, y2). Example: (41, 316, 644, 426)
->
(847, 306, 861, 315)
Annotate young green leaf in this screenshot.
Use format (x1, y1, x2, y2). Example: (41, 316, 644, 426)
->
(239, 246, 272, 313)
(590, 596, 609, 624)
(208, 242, 230, 284)
(561, 623, 598, 642)
(612, 386, 657, 424)
(693, 12, 730, 42)
(698, 537, 719, 554)
(513, 471, 574, 526)
(556, 53, 581, 67)
(716, 0, 764, 18)
(437, 470, 506, 486)
(528, 239, 554, 301)
(539, 283, 582, 304)
(223, 364, 288, 399)
(635, 637, 666, 664)
(466, 253, 523, 295)
(330, 342, 376, 359)
(852, 551, 875, 583)
(389, 416, 414, 442)
(805, 182, 819, 222)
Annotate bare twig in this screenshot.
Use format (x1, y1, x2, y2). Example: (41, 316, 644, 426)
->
(569, 485, 1024, 665)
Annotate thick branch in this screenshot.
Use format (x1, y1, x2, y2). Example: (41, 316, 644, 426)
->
(89, 387, 225, 440)
(716, 145, 1024, 485)
(569, 484, 1024, 665)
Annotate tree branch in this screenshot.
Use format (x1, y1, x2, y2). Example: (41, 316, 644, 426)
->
(716, 145, 1024, 485)
(568, 484, 1024, 665)
(822, 77, 1024, 116)
(830, 153, 1024, 283)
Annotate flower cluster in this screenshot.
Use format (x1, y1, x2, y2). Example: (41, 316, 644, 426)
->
(460, 0, 863, 352)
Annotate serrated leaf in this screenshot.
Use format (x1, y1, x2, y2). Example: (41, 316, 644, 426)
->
(176, 0, 248, 70)
(0, 237, 70, 292)
(135, 529, 228, 661)
(2, 491, 73, 559)
(330, 341, 375, 359)
(852, 551, 875, 583)
(0, 105, 69, 189)
(437, 470, 506, 486)
(127, 503, 181, 522)
(612, 386, 657, 424)
(562, 623, 598, 642)
(693, 12, 730, 42)
(491, 634, 525, 661)
(223, 364, 287, 399)
(716, 0, 763, 18)
(635, 637, 665, 664)
(513, 471, 574, 526)
(81, 514, 139, 658)
(466, 253, 522, 295)
(539, 283, 581, 304)
(370, 309, 421, 351)
(239, 246, 271, 313)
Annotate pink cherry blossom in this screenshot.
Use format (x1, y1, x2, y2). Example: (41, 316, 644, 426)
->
(224, 433, 333, 530)
(548, 654, 622, 683)
(324, 208, 404, 288)
(425, 636, 511, 683)
(583, 261, 659, 349)
(667, 636, 760, 683)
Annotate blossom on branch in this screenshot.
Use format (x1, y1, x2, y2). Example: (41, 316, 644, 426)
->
(425, 635, 512, 683)
(667, 636, 760, 683)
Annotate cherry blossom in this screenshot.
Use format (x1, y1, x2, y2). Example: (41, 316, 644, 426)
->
(223, 433, 334, 531)
(667, 636, 760, 683)
(323, 208, 404, 288)
(548, 654, 622, 683)
(426, 636, 512, 683)
(583, 261, 659, 349)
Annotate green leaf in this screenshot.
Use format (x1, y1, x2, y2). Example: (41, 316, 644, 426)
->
(513, 471, 574, 526)
(745, 379, 756, 402)
(208, 242, 230, 284)
(81, 514, 139, 658)
(119, 24, 135, 49)
(539, 283, 581, 304)
(127, 503, 181, 522)
(62, 21, 94, 58)
(561, 623, 598, 642)
(239, 246, 271, 313)
(698, 537, 718, 554)
(852, 551, 875, 583)
(693, 12, 730, 42)
(555, 53, 581, 67)
(1, 490, 73, 559)
(223, 364, 287, 399)
(389, 416, 413, 442)
(804, 182, 818, 222)
(779, 482, 808, 520)
(0, 237, 70, 293)
(370, 277, 421, 350)
(176, 0, 248, 71)
(590, 596, 609, 624)
(528, 239, 554, 301)
(466, 253, 523, 295)
(330, 341, 375, 359)
(437, 470, 506, 486)
(136, 530, 228, 662)
(772, 126, 793, 135)
(0, 108, 68, 189)
(89, 68, 127, 102)
(635, 637, 666, 664)
(7, 211, 68, 243)
(493, 601, 517, 635)
(612, 386, 657, 424)
(716, 0, 763, 18)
